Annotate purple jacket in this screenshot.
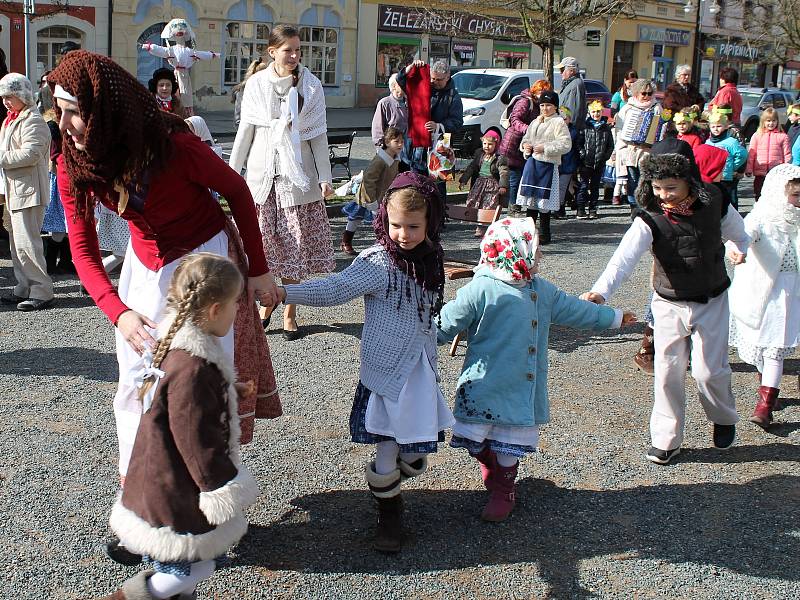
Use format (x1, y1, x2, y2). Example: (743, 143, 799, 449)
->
(498, 90, 539, 170)
(371, 95, 409, 147)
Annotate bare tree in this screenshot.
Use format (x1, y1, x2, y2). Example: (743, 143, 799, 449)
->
(426, 0, 636, 80)
(741, 0, 800, 60)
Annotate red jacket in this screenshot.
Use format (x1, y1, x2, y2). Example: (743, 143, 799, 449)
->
(677, 132, 704, 149)
(746, 129, 792, 176)
(708, 83, 743, 125)
(58, 132, 268, 324)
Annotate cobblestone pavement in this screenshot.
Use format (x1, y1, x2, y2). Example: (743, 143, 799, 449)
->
(0, 183, 798, 599)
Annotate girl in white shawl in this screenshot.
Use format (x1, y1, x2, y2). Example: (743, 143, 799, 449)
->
(728, 164, 800, 429)
(229, 24, 335, 340)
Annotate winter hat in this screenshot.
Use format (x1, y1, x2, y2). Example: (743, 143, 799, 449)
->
(693, 143, 728, 183)
(0, 73, 35, 107)
(481, 129, 501, 143)
(636, 152, 706, 214)
(538, 89, 559, 107)
(148, 67, 177, 95)
(650, 137, 701, 182)
(749, 163, 800, 227)
(478, 217, 540, 284)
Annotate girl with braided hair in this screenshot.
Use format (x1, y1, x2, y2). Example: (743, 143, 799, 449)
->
(46, 51, 280, 561)
(106, 253, 259, 600)
(277, 172, 454, 554)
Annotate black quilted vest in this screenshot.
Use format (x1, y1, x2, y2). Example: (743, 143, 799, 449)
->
(639, 189, 729, 303)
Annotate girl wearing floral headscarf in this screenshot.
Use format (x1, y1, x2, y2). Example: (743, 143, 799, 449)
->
(437, 218, 633, 522)
(277, 172, 455, 554)
(728, 164, 800, 429)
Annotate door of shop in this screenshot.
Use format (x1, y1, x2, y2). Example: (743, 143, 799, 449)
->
(611, 40, 634, 91)
(652, 57, 673, 91)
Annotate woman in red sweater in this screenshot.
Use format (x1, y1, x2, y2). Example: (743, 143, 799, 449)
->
(47, 51, 280, 557)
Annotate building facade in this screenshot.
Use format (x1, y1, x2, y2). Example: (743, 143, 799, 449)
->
(0, 1, 109, 82)
(110, 0, 359, 110)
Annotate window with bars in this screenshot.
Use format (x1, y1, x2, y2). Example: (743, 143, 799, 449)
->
(223, 22, 272, 86)
(299, 26, 338, 86)
(37, 26, 82, 73)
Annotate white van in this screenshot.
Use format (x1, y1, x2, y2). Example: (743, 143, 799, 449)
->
(450, 68, 562, 157)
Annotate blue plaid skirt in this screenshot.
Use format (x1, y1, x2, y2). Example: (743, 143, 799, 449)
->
(450, 435, 537, 458)
(143, 555, 222, 577)
(341, 201, 374, 224)
(349, 382, 444, 453)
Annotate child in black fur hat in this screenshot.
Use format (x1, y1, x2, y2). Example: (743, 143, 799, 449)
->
(582, 151, 750, 465)
(148, 67, 182, 116)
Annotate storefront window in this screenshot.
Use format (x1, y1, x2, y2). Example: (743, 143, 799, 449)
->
(376, 35, 420, 87)
(430, 39, 451, 65)
(37, 25, 83, 73)
(300, 26, 339, 86)
(493, 43, 530, 69)
(224, 22, 271, 86)
(452, 41, 476, 67)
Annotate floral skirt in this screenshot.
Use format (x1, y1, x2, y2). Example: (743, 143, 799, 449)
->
(257, 187, 335, 281)
(466, 176, 501, 210)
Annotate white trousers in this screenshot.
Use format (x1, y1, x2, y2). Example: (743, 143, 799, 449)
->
(650, 292, 739, 451)
(7, 204, 54, 301)
(114, 231, 232, 478)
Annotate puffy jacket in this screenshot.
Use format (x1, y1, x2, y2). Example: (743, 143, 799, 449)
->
(706, 133, 747, 181)
(499, 90, 538, 170)
(794, 136, 800, 166)
(577, 117, 614, 170)
(746, 129, 792, 176)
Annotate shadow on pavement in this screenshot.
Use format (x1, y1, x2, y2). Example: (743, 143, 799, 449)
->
(0, 347, 118, 381)
(234, 474, 799, 597)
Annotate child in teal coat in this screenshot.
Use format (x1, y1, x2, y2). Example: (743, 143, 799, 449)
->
(706, 106, 747, 207)
(437, 217, 635, 522)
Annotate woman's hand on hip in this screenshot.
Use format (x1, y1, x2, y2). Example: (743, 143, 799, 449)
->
(117, 310, 158, 355)
(249, 273, 279, 308)
(320, 182, 334, 198)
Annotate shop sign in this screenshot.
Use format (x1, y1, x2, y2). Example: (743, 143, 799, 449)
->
(637, 25, 690, 46)
(705, 42, 760, 61)
(379, 5, 522, 39)
(586, 30, 601, 47)
(453, 42, 475, 60)
(494, 49, 529, 59)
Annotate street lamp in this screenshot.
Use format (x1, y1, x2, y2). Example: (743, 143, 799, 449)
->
(684, 1, 721, 86)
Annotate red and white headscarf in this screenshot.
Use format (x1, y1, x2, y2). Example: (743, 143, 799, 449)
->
(478, 217, 540, 284)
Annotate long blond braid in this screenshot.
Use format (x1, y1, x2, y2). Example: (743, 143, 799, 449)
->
(137, 253, 243, 402)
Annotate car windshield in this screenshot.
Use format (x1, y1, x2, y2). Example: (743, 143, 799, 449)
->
(452, 73, 504, 100)
(740, 91, 763, 108)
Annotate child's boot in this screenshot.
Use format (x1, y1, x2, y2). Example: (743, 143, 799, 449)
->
(538, 212, 551, 245)
(470, 446, 497, 490)
(340, 230, 356, 256)
(750, 386, 779, 429)
(481, 461, 518, 522)
(633, 325, 655, 375)
(398, 455, 427, 481)
(576, 207, 588, 220)
(365, 462, 404, 553)
(102, 570, 156, 600)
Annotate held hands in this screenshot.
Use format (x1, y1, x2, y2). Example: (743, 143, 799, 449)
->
(621, 311, 637, 327)
(580, 291, 606, 304)
(117, 310, 158, 355)
(727, 249, 747, 265)
(276, 286, 287, 303)
(249, 273, 279, 308)
(533, 144, 546, 154)
(320, 182, 334, 198)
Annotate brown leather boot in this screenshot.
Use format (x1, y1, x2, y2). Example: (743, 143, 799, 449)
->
(340, 230, 356, 256)
(750, 386, 779, 429)
(633, 325, 655, 375)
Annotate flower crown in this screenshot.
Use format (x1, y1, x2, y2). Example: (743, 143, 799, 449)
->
(588, 100, 604, 112)
(673, 111, 697, 124)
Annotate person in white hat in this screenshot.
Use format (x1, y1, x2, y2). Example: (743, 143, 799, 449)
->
(0, 72, 54, 311)
(556, 57, 587, 130)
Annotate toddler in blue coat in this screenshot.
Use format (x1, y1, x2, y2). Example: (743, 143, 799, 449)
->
(437, 217, 635, 521)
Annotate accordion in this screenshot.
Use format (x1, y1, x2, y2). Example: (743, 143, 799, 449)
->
(620, 108, 666, 146)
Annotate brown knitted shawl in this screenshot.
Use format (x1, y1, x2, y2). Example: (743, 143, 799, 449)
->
(47, 50, 187, 219)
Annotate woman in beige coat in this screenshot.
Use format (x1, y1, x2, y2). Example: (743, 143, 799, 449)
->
(0, 73, 53, 310)
(229, 25, 334, 340)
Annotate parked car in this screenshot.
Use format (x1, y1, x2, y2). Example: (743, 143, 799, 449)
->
(450, 68, 562, 157)
(450, 69, 612, 156)
(738, 87, 797, 142)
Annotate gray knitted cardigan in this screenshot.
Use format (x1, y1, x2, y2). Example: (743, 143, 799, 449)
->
(284, 245, 439, 401)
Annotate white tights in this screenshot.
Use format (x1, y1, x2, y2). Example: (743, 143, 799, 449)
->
(375, 440, 424, 475)
(495, 452, 518, 467)
(760, 356, 784, 389)
(146, 559, 216, 599)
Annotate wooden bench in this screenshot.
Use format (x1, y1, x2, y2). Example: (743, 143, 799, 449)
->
(328, 131, 357, 180)
(442, 204, 502, 356)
